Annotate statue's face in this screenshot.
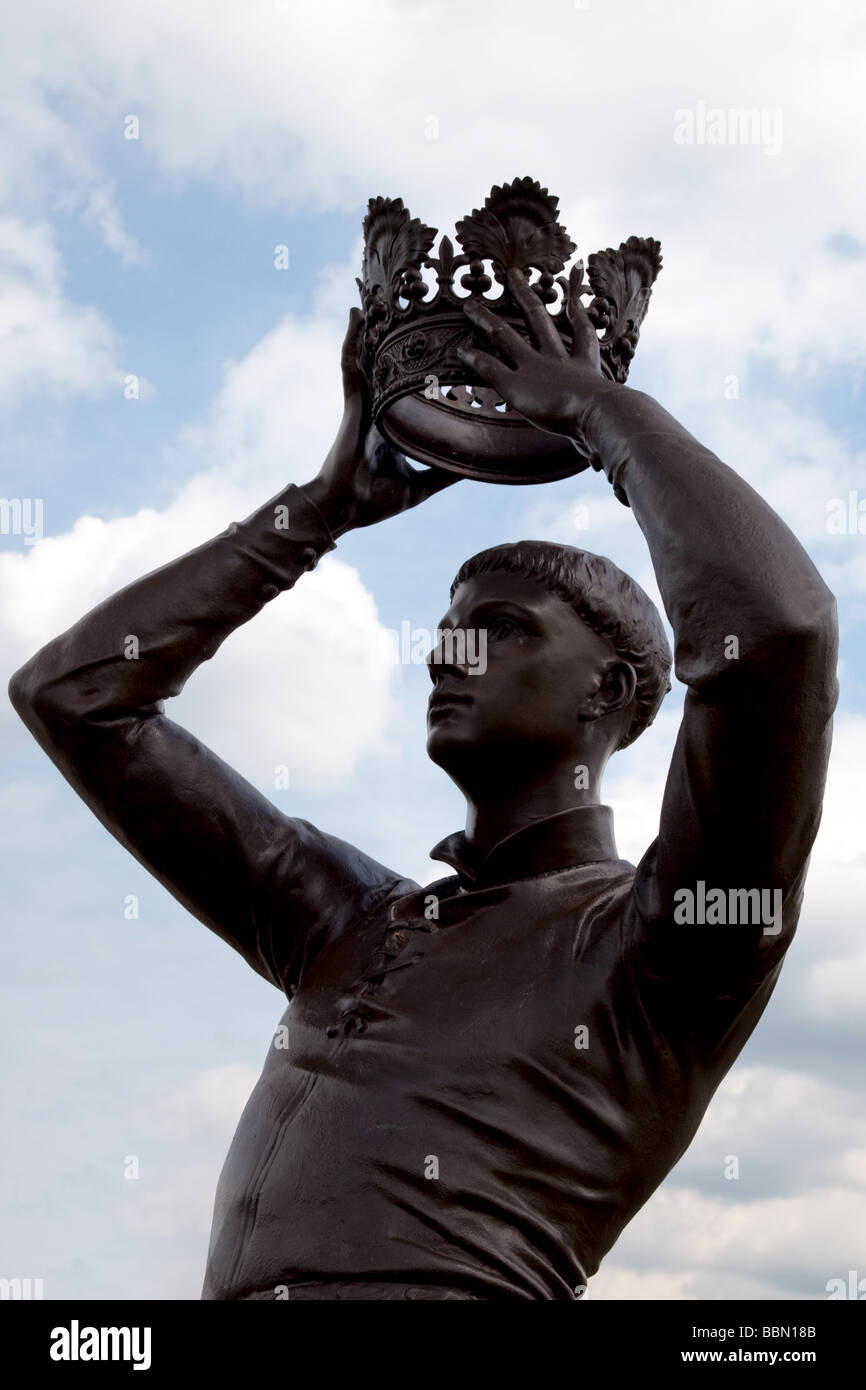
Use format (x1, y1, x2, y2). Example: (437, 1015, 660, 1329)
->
(426, 570, 618, 781)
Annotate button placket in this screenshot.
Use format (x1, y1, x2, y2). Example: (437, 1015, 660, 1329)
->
(325, 920, 431, 1038)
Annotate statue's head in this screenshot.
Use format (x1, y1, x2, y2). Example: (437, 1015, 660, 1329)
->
(426, 541, 672, 791)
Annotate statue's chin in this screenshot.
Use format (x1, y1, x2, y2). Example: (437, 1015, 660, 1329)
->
(425, 722, 481, 779)
(426, 723, 522, 790)
(425, 727, 462, 769)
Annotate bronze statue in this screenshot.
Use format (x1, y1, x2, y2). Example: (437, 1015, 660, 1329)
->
(8, 180, 838, 1300)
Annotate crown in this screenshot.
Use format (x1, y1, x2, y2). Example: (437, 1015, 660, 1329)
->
(357, 177, 662, 483)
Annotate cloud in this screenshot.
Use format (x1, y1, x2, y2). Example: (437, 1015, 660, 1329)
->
(803, 945, 866, 1026)
(0, 216, 123, 403)
(2, 0, 864, 1305)
(0, 777, 84, 850)
(590, 1266, 800, 1301)
(3, 0, 865, 388)
(0, 1049, 264, 1299)
(588, 1063, 866, 1298)
(83, 187, 146, 268)
(1, 304, 398, 790)
(594, 1184, 866, 1299)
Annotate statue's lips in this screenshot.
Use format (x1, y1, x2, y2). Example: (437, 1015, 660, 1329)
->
(427, 693, 473, 721)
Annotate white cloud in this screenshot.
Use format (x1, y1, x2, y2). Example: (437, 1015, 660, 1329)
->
(803, 945, 866, 1025)
(0, 777, 84, 850)
(84, 187, 145, 267)
(137, 1061, 261, 1148)
(2, 0, 865, 1305)
(590, 1266, 800, 1301)
(0, 216, 123, 402)
(1, 306, 399, 790)
(786, 714, 866, 1002)
(589, 1064, 866, 1297)
(596, 1184, 866, 1297)
(2, 0, 865, 386)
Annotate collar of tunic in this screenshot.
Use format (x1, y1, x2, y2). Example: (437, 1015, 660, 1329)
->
(428, 803, 618, 889)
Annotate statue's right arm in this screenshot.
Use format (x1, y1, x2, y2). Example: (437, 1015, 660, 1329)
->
(8, 311, 459, 993)
(7, 480, 409, 994)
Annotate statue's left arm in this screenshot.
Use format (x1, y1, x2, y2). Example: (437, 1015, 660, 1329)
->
(460, 270, 838, 983)
(583, 385, 838, 967)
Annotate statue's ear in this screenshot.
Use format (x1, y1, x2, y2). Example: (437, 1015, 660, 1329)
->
(580, 659, 637, 723)
(604, 660, 637, 716)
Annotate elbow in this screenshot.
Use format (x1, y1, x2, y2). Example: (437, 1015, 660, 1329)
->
(764, 590, 839, 714)
(792, 585, 837, 670)
(8, 659, 39, 726)
(8, 649, 71, 736)
(748, 557, 835, 650)
(804, 577, 838, 649)
(698, 588, 839, 713)
(768, 569, 837, 645)
(813, 593, 840, 715)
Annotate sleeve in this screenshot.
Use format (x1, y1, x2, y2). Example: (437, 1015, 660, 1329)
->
(7, 483, 406, 995)
(585, 392, 839, 998)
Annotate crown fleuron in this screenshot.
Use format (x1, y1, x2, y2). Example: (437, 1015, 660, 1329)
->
(357, 177, 662, 484)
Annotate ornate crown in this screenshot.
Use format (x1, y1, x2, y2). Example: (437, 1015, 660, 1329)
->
(357, 177, 662, 483)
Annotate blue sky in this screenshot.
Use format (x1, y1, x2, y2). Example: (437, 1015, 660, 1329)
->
(2, 0, 865, 1300)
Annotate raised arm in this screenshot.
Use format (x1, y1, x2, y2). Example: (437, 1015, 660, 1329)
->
(582, 388, 837, 947)
(8, 311, 458, 994)
(460, 271, 838, 978)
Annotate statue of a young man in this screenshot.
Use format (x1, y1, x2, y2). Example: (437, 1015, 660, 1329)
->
(9, 271, 838, 1300)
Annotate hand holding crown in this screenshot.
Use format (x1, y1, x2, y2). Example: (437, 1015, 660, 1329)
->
(307, 308, 460, 538)
(457, 266, 615, 459)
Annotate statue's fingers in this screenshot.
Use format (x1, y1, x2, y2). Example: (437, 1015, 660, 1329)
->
(462, 299, 529, 367)
(568, 296, 601, 367)
(457, 344, 515, 397)
(505, 268, 567, 356)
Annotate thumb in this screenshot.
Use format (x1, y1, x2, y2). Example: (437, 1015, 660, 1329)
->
(340, 308, 365, 389)
(567, 268, 601, 369)
(407, 461, 462, 506)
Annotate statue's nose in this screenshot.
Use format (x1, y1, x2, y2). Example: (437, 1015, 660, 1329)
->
(427, 632, 470, 682)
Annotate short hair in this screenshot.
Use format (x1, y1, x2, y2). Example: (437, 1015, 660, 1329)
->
(450, 540, 672, 750)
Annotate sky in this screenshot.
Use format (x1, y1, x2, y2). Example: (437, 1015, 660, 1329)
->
(1, 0, 865, 1301)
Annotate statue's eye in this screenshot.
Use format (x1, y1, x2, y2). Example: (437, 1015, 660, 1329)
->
(489, 616, 520, 639)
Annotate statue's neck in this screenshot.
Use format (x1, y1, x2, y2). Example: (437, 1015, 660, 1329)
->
(461, 754, 604, 864)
